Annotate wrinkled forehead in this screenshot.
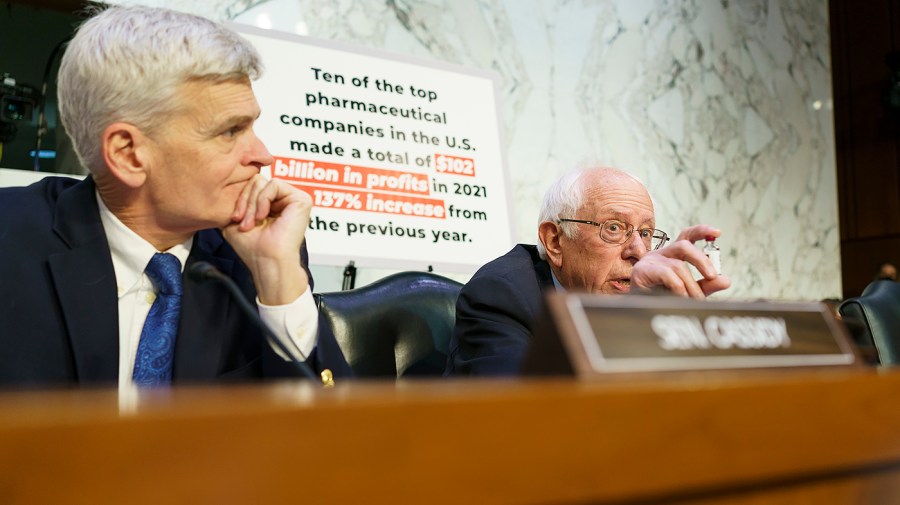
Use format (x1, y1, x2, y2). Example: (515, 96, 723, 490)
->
(579, 171, 655, 223)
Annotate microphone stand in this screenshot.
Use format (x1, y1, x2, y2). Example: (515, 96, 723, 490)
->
(187, 261, 325, 384)
(342, 260, 357, 291)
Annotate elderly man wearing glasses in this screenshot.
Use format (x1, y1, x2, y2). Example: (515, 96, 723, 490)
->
(445, 167, 732, 376)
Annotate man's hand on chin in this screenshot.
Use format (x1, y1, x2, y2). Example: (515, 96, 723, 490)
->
(222, 174, 312, 305)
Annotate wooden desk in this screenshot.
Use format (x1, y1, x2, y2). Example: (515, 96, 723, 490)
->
(1, 369, 899, 504)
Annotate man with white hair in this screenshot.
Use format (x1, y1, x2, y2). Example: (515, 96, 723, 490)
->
(445, 167, 731, 375)
(0, 5, 348, 386)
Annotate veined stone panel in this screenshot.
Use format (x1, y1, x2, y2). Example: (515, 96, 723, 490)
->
(112, 0, 838, 300)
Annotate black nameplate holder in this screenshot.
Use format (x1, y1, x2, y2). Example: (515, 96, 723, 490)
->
(524, 293, 858, 376)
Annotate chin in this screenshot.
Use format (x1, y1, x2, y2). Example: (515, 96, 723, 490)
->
(196, 210, 234, 230)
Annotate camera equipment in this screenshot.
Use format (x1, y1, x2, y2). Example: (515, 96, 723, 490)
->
(0, 74, 37, 143)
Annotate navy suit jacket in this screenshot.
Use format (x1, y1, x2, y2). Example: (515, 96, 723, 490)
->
(0, 176, 349, 387)
(445, 244, 555, 376)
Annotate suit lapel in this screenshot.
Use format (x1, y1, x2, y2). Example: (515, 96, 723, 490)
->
(527, 245, 555, 290)
(173, 230, 236, 381)
(44, 179, 247, 383)
(48, 177, 119, 383)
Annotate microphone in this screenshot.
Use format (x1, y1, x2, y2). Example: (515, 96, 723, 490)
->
(187, 260, 320, 382)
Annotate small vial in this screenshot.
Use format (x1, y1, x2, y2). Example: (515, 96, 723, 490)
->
(703, 236, 721, 275)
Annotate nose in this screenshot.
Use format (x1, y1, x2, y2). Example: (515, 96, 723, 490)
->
(246, 130, 274, 169)
(622, 231, 648, 261)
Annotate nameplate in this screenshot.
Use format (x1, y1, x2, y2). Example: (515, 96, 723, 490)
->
(534, 293, 857, 375)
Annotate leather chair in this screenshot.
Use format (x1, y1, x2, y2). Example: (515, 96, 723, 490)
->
(315, 272, 463, 378)
(839, 280, 900, 365)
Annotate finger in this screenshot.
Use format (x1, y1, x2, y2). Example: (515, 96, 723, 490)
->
(656, 240, 718, 280)
(699, 274, 731, 296)
(277, 182, 313, 220)
(262, 181, 310, 223)
(268, 179, 305, 211)
(655, 239, 698, 258)
(674, 224, 721, 243)
(634, 260, 689, 297)
(670, 261, 706, 299)
(232, 175, 257, 223)
(654, 266, 690, 297)
(234, 177, 257, 223)
(241, 177, 270, 230)
(680, 245, 718, 280)
(253, 181, 278, 222)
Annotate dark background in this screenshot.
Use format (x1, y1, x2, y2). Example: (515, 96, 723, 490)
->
(0, 1, 83, 173)
(830, 0, 900, 298)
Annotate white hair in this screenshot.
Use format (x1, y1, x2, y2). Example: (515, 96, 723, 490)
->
(57, 5, 263, 173)
(535, 169, 590, 259)
(535, 167, 646, 259)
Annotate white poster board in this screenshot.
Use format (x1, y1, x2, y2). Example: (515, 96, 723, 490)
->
(233, 25, 514, 273)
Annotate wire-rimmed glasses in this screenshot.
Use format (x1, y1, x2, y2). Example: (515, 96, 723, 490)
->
(558, 218, 669, 250)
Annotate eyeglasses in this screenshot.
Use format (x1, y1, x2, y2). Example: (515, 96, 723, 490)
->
(558, 218, 670, 250)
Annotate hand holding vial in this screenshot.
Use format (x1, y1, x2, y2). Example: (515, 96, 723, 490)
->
(632, 224, 730, 298)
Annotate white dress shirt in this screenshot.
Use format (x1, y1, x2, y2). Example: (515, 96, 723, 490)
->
(95, 193, 318, 390)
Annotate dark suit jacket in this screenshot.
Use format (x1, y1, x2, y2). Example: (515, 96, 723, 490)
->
(0, 176, 349, 387)
(445, 244, 554, 375)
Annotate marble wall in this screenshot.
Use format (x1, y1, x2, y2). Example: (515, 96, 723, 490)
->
(115, 0, 839, 300)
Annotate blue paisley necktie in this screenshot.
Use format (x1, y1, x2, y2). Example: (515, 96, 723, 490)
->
(133, 253, 182, 386)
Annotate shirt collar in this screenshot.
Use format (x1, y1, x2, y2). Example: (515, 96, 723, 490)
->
(550, 270, 566, 292)
(96, 191, 193, 295)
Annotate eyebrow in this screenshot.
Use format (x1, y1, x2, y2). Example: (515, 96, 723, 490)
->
(222, 112, 260, 127)
(601, 210, 654, 225)
(204, 112, 260, 136)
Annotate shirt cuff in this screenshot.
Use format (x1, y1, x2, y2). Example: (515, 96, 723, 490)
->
(257, 286, 318, 361)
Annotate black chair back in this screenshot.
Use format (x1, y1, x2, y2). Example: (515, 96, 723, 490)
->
(315, 271, 462, 378)
(839, 280, 900, 365)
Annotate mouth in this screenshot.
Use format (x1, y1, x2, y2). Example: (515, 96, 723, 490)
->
(609, 278, 631, 293)
(230, 169, 262, 185)
(223, 178, 246, 188)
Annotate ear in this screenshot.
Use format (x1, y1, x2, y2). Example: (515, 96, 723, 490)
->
(100, 122, 151, 189)
(538, 221, 564, 269)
